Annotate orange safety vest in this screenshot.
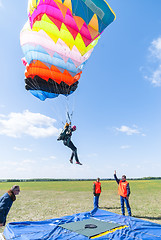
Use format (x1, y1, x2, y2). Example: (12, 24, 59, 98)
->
(94, 182, 101, 194)
(118, 180, 128, 197)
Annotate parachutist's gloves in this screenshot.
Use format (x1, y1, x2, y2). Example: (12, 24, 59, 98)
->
(64, 122, 69, 128)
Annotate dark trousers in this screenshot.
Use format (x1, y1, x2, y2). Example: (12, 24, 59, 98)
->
(120, 196, 131, 216)
(63, 140, 79, 162)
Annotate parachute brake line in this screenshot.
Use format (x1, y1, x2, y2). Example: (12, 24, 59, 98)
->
(62, 121, 65, 126)
(65, 86, 74, 125)
(67, 111, 73, 124)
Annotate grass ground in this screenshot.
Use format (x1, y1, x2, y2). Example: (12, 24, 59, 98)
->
(0, 180, 160, 233)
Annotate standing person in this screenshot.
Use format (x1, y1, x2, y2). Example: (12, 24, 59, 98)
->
(93, 178, 101, 209)
(0, 185, 20, 226)
(114, 170, 131, 216)
(57, 122, 82, 165)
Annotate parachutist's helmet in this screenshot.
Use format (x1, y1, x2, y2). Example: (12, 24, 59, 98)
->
(72, 126, 76, 131)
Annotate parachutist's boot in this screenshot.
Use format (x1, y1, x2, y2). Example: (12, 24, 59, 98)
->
(76, 161, 82, 165)
(70, 158, 73, 164)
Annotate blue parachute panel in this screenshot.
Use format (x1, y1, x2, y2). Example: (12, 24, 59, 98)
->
(30, 90, 59, 101)
(3, 209, 161, 240)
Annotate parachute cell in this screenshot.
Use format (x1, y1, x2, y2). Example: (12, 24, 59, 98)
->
(20, 0, 116, 101)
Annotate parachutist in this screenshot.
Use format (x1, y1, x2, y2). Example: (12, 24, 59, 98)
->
(57, 123, 82, 165)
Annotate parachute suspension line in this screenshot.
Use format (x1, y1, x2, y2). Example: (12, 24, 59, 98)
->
(64, 83, 75, 125)
(51, 100, 65, 128)
(66, 82, 77, 125)
(49, 79, 72, 127)
(47, 77, 74, 126)
(65, 97, 71, 124)
(66, 111, 73, 124)
(49, 80, 66, 128)
(66, 93, 73, 124)
(58, 80, 71, 123)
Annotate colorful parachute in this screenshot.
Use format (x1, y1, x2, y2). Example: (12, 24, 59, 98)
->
(20, 0, 116, 101)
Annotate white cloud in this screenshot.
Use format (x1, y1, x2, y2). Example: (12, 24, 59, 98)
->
(141, 133, 146, 137)
(22, 159, 35, 164)
(120, 145, 131, 149)
(49, 156, 57, 160)
(115, 125, 142, 136)
(121, 163, 129, 168)
(0, 0, 4, 9)
(145, 37, 161, 86)
(136, 165, 141, 169)
(13, 146, 33, 152)
(16, 167, 29, 172)
(41, 156, 57, 161)
(150, 38, 161, 60)
(144, 65, 161, 86)
(3, 159, 35, 166)
(7, 161, 19, 166)
(0, 110, 60, 138)
(87, 153, 98, 158)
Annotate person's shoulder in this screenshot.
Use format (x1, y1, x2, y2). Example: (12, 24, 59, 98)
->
(0, 192, 9, 200)
(4, 192, 10, 198)
(2, 192, 8, 197)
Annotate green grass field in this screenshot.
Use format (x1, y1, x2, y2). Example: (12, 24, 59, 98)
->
(0, 180, 160, 233)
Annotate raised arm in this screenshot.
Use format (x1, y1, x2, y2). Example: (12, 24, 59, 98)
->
(114, 170, 120, 184)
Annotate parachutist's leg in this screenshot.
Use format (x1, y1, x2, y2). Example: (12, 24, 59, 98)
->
(63, 140, 74, 163)
(74, 149, 82, 165)
(68, 141, 82, 165)
(71, 152, 74, 160)
(70, 152, 74, 164)
(73, 149, 79, 163)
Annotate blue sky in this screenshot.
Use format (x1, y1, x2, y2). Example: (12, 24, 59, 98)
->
(0, 0, 160, 179)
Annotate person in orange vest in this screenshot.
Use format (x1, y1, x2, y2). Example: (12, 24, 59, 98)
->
(114, 170, 131, 216)
(93, 178, 101, 209)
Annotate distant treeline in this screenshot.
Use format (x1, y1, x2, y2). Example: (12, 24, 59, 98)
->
(0, 177, 161, 182)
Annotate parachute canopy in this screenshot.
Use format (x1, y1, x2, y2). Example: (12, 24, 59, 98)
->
(20, 0, 116, 101)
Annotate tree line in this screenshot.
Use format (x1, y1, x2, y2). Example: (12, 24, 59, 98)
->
(0, 177, 161, 182)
